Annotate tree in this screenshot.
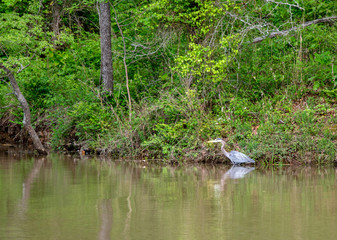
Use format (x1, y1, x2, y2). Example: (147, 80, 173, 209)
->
(98, 0, 113, 93)
(0, 10, 50, 154)
(0, 64, 47, 154)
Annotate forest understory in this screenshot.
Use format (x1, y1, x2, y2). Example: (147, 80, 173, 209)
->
(1, 0, 336, 165)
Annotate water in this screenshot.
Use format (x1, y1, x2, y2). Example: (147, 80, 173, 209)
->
(0, 148, 337, 240)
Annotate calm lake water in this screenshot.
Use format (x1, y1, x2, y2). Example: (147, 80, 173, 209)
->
(0, 147, 337, 240)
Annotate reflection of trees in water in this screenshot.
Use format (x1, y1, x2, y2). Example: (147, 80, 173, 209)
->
(123, 167, 133, 240)
(21, 158, 45, 212)
(257, 166, 337, 180)
(1, 153, 337, 240)
(99, 199, 113, 240)
(0, 145, 36, 162)
(0, 157, 45, 238)
(55, 161, 337, 240)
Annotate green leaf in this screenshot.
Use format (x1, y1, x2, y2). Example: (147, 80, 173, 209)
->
(313, 81, 320, 90)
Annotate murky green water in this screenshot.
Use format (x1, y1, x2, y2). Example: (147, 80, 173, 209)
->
(0, 148, 337, 240)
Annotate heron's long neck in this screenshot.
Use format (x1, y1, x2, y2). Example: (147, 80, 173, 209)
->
(221, 141, 229, 157)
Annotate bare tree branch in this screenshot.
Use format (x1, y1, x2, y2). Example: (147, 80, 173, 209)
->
(266, 0, 304, 10)
(251, 16, 337, 44)
(226, 12, 270, 36)
(17, 63, 31, 74)
(110, 2, 132, 123)
(0, 75, 13, 89)
(0, 104, 16, 109)
(131, 43, 150, 50)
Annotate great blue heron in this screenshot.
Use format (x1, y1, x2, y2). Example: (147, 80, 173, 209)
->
(207, 138, 255, 164)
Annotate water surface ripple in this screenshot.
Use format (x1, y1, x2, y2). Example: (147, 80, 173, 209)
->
(0, 151, 336, 240)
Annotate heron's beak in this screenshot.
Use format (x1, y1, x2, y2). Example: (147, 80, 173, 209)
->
(207, 140, 216, 143)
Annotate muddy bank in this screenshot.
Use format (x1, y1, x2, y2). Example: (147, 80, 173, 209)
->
(0, 115, 23, 144)
(0, 114, 50, 148)
(1, 113, 336, 165)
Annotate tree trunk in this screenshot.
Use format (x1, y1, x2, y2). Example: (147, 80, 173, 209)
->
(98, 0, 113, 93)
(52, 1, 61, 37)
(51, 0, 62, 49)
(0, 64, 47, 154)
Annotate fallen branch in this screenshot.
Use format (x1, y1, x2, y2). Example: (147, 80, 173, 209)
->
(251, 16, 337, 44)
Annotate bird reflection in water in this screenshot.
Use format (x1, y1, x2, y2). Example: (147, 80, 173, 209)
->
(214, 166, 255, 193)
(224, 166, 255, 179)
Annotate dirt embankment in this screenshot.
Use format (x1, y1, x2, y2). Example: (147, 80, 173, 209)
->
(0, 114, 22, 144)
(0, 114, 50, 147)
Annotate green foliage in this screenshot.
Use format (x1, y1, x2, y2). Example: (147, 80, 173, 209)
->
(22, 76, 53, 109)
(0, 0, 336, 164)
(174, 35, 238, 83)
(146, 0, 227, 40)
(303, 0, 337, 20)
(69, 101, 111, 137)
(140, 89, 227, 158)
(0, 12, 50, 65)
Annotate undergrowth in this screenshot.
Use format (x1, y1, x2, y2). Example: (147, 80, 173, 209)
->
(0, 0, 336, 165)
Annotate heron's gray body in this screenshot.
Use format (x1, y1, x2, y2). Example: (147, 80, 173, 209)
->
(227, 150, 255, 164)
(208, 138, 255, 165)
